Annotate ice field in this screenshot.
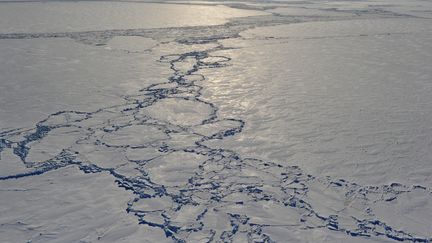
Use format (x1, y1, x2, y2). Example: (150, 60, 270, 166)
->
(0, 0, 432, 242)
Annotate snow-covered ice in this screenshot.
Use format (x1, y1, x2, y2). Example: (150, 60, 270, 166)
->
(1, 0, 432, 242)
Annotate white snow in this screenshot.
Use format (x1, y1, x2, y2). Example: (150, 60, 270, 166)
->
(1, 0, 431, 242)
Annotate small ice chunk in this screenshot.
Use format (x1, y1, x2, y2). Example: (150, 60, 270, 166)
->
(100, 125, 168, 147)
(144, 151, 206, 186)
(140, 98, 213, 127)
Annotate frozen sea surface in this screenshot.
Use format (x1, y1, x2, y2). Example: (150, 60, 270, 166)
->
(0, 1, 267, 33)
(1, 0, 432, 242)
